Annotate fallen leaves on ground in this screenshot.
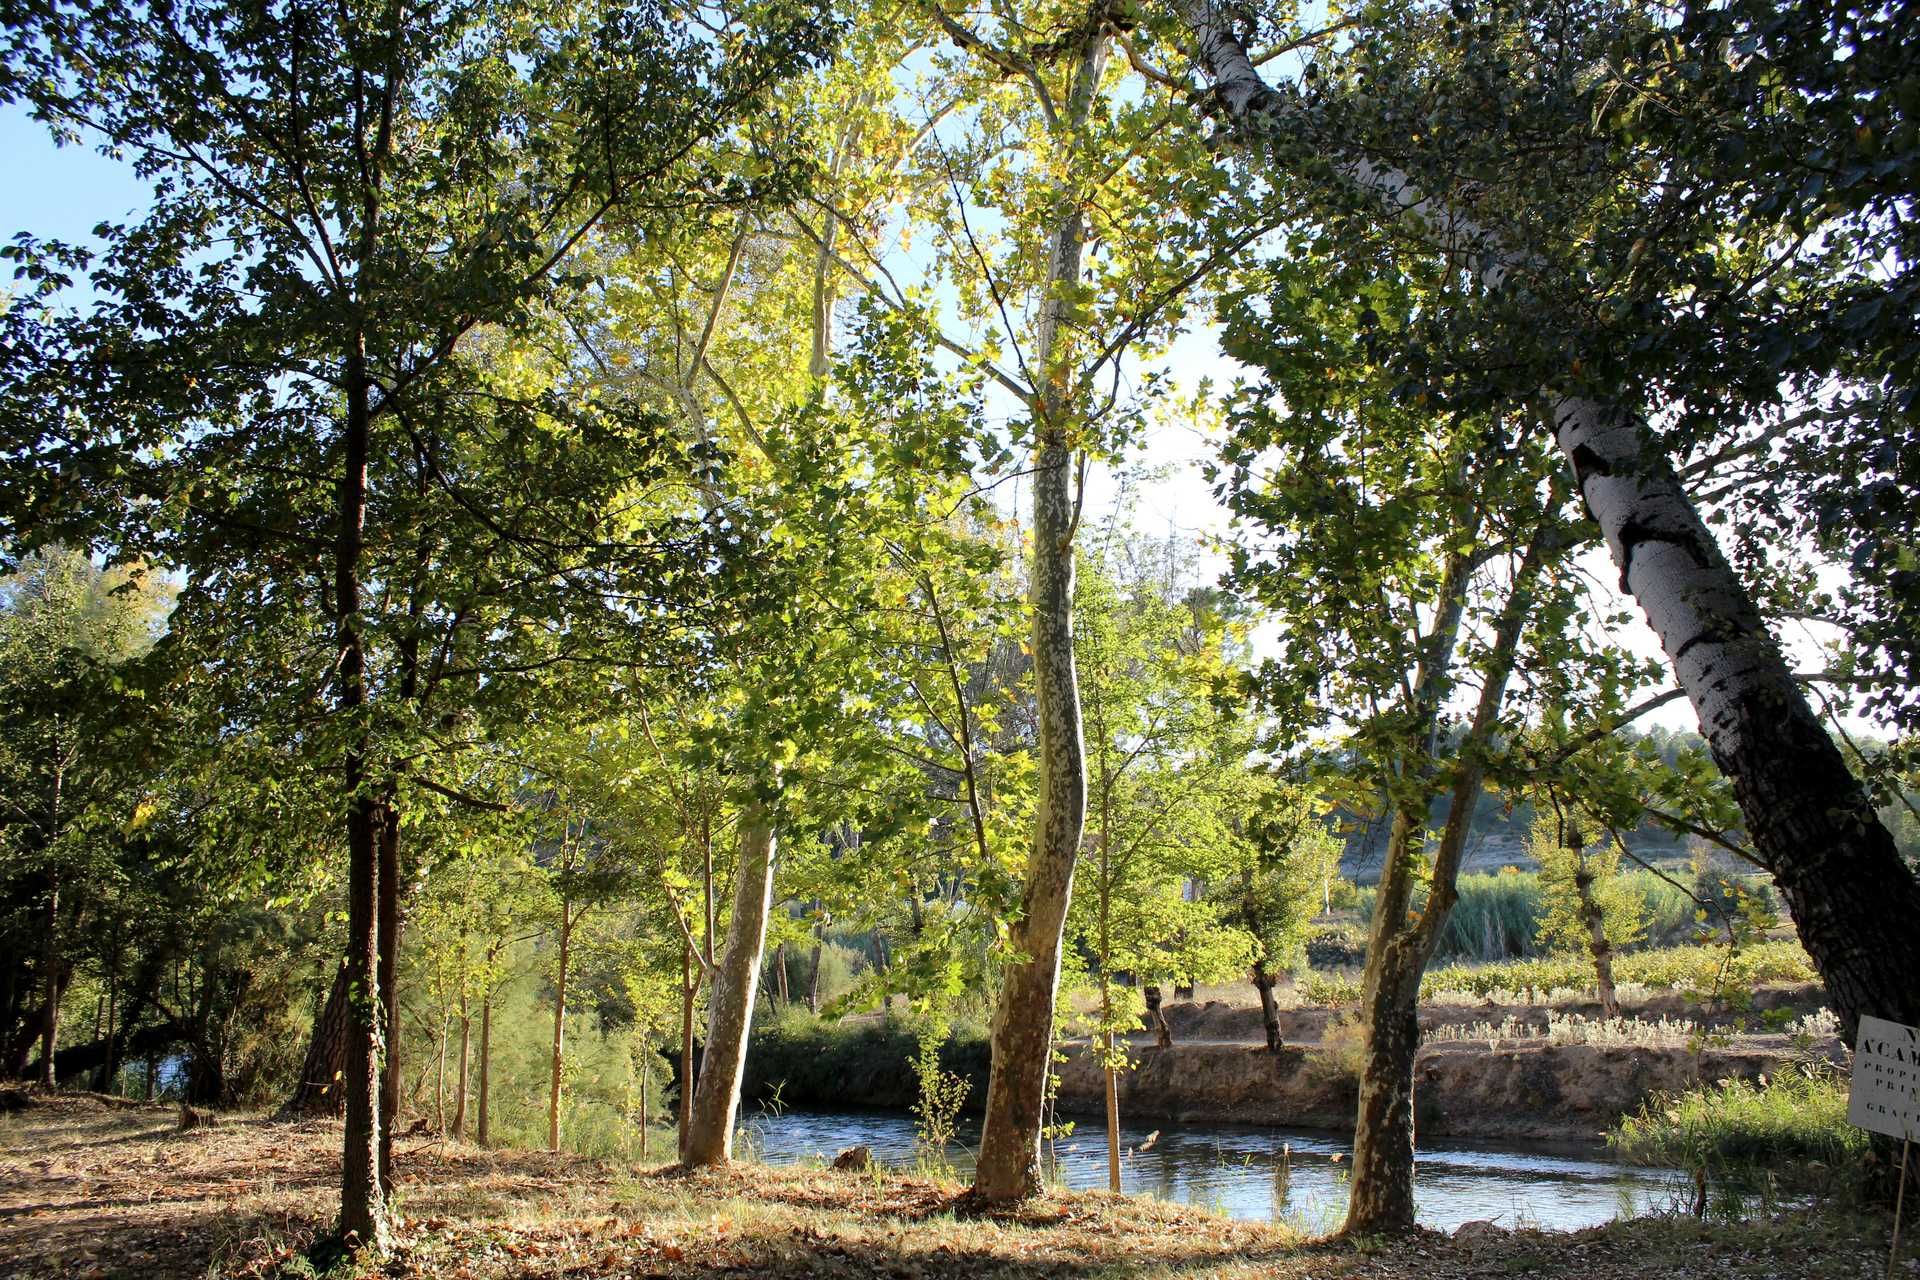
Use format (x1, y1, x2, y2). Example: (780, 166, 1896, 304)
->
(0, 1092, 1911, 1279)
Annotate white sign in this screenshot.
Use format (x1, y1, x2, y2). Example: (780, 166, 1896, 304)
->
(1850, 1015, 1920, 1142)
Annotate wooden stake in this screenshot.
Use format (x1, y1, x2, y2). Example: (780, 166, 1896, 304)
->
(1893, 1137, 1911, 1280)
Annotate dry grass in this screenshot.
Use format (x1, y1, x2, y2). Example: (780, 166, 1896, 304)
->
(0, 1092, 1908, 1280)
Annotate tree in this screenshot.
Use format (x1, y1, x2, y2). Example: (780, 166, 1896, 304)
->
(0, 549, 170, 1088)
(2, 0, 831, 1248)
(1223, 785, 1340, 1053)
(1528, 809, 1643, 1019)
(1170, 0, 1920, 1066)
(1066, 543, 1256, 1189)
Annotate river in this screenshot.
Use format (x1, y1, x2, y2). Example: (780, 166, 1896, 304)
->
(734, 1105, 1680, 1233)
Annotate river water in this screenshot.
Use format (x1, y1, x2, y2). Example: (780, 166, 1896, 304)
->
(734, 1105, 1680, 1233)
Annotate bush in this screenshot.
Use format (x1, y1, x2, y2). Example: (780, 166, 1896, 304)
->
(1298, 970, 1362, 1006)
(1609, 1067, 1868, 1212)
(742, 1007, 992, 1113)
(1354, 869, 1735, 964)
(1420, 940, 1816, 1003)
(1298, 941, 1817, 1008)
(1307, 1013, 1368, 1092)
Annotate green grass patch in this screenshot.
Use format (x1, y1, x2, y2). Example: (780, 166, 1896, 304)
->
(1609, 1069, 1867, 1172)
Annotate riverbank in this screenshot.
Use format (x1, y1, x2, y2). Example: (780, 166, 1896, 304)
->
(744, 983, 1842, 1145)
(0, 1093, 1906, 1279)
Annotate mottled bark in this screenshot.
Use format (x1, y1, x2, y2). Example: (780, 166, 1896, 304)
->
(1555, 401, 1920, 1035)
(682, 804, 777, 1167)
(971, 29, 1107, 1207)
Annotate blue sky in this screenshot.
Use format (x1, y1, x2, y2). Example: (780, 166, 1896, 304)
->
(4, 99, 1860, 739)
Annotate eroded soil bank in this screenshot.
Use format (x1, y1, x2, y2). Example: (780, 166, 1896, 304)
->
(748, 983, 1839, 1145)
(1051, 1037, 1804, 1143)
(0, 1093, 1907, 1279)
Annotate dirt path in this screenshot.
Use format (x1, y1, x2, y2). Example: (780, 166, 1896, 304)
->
(0, 1091, 1906, 1279)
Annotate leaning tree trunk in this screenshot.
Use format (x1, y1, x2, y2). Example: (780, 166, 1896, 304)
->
(682, 803, 778, 1168)
(970, 30, 1107, 1207)
(1172, 0, 1920, 1041)
(1251, 964, 1283, 1053)
(1554, 399, 1920, 1034)
(286, 966, 351, 1117)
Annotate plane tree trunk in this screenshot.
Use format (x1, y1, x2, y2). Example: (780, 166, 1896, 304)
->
(970, 27, 1107, 1208)
(681, 802, 778, 1168)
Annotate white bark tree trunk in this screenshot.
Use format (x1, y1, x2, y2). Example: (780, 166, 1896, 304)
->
(1171, 0, 1920, 1042)
(682, 800, 778, 1168)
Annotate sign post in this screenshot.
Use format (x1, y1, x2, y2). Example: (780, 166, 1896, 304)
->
(1849, 1016, 1919, 1279)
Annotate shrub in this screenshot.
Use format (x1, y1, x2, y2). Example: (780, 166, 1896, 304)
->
(742, 1007, 992, 1113)
(1298, 971, 1362, 1006)
(1307, 1013, 1369, 1091)
(1609, 1066, 1868, 1211)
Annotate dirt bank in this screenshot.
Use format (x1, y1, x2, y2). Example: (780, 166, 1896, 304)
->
(1053, 1036, 1831, 1143)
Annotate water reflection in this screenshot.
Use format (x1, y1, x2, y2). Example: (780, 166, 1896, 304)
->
(734, 1105, 1675, 1234)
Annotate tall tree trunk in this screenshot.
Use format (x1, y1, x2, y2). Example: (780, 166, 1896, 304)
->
(1345, 807, 1430, 1235)
(433, 1013, 447, 1134)
(376, 806, 402, 1197)
(682, 803, 778, 1168)
(337, 339, 389, 1252)
(1251, 965, 1283, 1053)
(771, 942, 788, 1006)
(476, 989, 492, 1148)
(95, 951, 118, 1093)
(548, 903, 572, 1152)
(288, 966, 352, 1117)
(971, 29, 1107, 1205)
(1173, 0, 1920, 1041)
